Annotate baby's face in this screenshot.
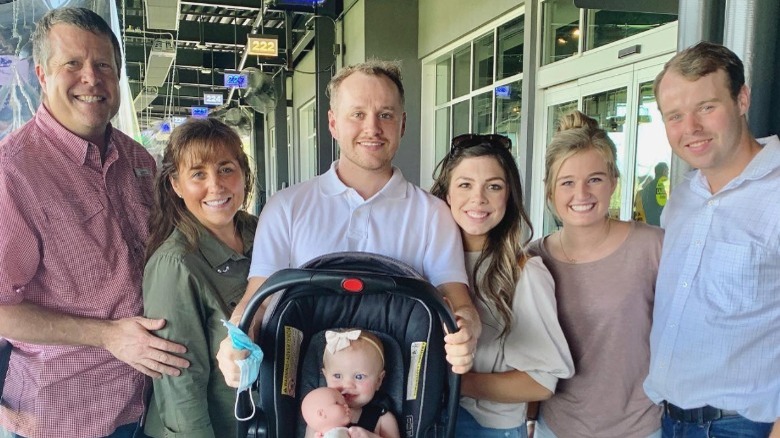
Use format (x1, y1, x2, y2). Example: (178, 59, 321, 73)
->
(323, 345, 385, 409)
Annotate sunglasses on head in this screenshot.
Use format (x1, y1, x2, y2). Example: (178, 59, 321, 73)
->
(449, 134, 512, 156)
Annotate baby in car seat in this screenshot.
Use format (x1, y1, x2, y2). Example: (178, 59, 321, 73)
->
(305, 329, 400, 438)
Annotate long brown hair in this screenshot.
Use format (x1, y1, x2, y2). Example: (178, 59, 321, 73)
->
(145, 118, 253, 262)
(431, 138, 532, 338)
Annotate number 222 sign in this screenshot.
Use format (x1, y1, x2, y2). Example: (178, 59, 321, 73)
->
(247, 34, 278, 57)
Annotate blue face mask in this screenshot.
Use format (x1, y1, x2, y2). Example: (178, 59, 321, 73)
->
(222, 320, 263, 420)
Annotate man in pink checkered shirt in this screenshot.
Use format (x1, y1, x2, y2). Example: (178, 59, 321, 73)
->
(0, 8, 189, 438)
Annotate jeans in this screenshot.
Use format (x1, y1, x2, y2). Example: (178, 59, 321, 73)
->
(661, 411, 772, 438)
(1, 422, 148, 438)
(454, 406, 528, 438)
(535, 414, 662, 438)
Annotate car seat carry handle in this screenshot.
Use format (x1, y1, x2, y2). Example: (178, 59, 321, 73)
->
(238, 269, 459, 336)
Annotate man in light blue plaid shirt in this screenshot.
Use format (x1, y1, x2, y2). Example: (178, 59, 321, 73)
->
(644, 41, 779, 438)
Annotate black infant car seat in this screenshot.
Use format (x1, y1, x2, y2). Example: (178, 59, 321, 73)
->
(236, 252, 461, 438)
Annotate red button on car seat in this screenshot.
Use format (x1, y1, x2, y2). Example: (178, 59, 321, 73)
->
(341, 278, 364, 293)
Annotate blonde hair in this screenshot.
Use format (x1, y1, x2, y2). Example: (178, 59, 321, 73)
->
(327, 60, 405, 108)
(543, 110, 619, 216)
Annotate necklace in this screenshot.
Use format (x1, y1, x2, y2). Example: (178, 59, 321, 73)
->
(558, 219, 612, 264)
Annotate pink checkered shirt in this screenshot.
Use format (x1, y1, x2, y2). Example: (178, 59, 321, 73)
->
(0, 106, 156, 438)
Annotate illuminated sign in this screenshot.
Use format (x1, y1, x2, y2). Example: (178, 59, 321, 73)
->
(247, 34, 279, 57)
(224, 73, 248, 89)
(495, 85, 511, 99)
(191, 106, 209, 118)
(172, 116, 188, 126)
(203, 92, 224, 106)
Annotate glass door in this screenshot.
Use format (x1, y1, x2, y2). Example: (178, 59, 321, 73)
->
(631, 74, 673, 226)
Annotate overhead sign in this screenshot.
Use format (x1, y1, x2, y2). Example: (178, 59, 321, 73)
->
(224, 72, 248, 89)
(203, 92, 224, 106)
(247, 34, 279, 58)
(191, 106, 209, 118)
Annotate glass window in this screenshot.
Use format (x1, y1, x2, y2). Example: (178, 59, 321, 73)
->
(453, 44, 471, 98)
(546, 100, 578, 143)
(453, 100, 470, 137)
(497, 17, 524, 79)
(495, 80, 521, 152)
(542, 0, 580, 65)
(632, 81, 672, 225)
(472, 92, 493, 134)
(434, 107, 451, 164)
(473, 32, 495, 90)
(435, 57, 451, 105)
(586, 10, 677, 51)
(582, 87, 628, 219)
(428, 13, 523, 170)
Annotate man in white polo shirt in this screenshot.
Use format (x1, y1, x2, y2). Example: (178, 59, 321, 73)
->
(217, 60, 480, 387)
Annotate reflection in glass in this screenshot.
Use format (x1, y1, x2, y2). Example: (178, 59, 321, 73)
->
(495, 80, 521, 153)
(472, 92, 493, 135)
(473, 32, 495, 90)
(453, 100, 470, 137)
(633, 82, 672, 226)
(434, 107, 451, 164)
(453, 44, 471, 98)
(497, 17, 524, 79)
(543, 100, 578, 236)
(585, 10, 677, 51)
(582, 87, 628, 219)
(542, 0, 580, 65)
(546, 100, 578, 144)
(435, 57, 451, 105)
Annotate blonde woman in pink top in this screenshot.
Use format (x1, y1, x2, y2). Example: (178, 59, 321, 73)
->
(527, 110, 663, 438)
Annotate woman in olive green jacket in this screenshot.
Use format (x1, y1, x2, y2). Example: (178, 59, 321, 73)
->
(142, 118, 257, 438)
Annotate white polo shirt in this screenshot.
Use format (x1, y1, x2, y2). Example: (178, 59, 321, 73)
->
(250, 161, 467, 287)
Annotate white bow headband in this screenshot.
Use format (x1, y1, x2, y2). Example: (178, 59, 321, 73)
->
(324, 329, 385, 366)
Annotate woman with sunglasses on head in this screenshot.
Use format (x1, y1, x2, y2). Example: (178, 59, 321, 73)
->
(431, 134, 574, 438)
(142, 118, 257, 438)
(526, 110, 663, 438)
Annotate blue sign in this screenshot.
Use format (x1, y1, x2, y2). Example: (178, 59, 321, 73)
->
(224, 73, 248, 89)
(495, 85, 511, 99)
(159, 121, 172, 133)
(191, 106, 209, 118)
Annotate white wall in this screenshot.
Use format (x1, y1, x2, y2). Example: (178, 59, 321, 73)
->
(418, 0, 521, 58)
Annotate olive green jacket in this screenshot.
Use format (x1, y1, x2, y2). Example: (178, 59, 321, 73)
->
(142, 212, 257, 438)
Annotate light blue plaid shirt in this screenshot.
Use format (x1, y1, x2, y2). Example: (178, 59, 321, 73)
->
(644, 135, 780, 423)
